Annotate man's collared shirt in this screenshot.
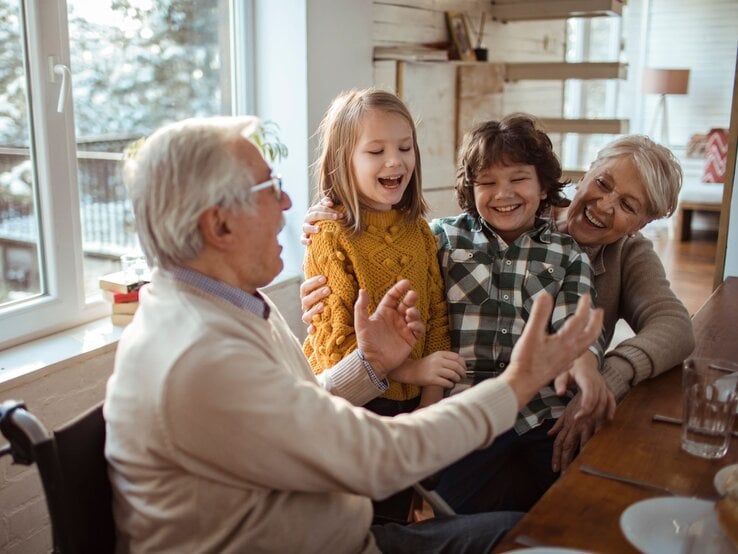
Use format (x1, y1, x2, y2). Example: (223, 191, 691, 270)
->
(168, 266, 270, 319)
(431, 214, 602, 435)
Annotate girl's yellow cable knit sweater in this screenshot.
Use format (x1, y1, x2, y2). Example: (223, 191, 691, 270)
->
(303, 208, 451, 401)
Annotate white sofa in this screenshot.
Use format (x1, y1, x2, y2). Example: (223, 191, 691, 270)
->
(675, 156, 724, 241)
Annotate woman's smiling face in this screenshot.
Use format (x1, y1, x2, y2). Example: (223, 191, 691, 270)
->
(566, 156, 653, 247)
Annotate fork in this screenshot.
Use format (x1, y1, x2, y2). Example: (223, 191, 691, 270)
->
(579, 464, 679, 496)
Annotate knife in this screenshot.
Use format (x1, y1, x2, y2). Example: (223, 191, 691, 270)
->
(579, 464, 678, 496)
(652, 414, 738, 438)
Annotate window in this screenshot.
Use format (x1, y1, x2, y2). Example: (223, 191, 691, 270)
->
(0, 0, 252, 348)
(562, 16, 623, 171)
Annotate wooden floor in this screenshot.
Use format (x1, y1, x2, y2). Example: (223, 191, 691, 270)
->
(647, 228, 718, 316)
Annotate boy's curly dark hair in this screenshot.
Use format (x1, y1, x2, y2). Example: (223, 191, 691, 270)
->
(454, 113, 570, 218)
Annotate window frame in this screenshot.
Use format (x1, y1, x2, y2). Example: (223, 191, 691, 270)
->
(0, 0, 254, 350)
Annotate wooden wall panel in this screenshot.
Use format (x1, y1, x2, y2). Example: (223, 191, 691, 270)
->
(501, 81, 563, 116)
(399, 62, 459, 191)
(373, 60, 397, 92)
(425, 186, 460, 220)
(482, 21, 566, 62)
(457, 63, 506, 144)
(373, 4, 447, 45)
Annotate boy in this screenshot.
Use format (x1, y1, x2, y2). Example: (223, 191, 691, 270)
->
(432, 114, 610, 513)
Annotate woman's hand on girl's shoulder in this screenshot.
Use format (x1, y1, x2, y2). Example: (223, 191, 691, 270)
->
(301, 197, 343, 245)
(300, 275, 331, 333)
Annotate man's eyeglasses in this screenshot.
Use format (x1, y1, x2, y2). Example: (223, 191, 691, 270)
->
(250, 175, 283, 200)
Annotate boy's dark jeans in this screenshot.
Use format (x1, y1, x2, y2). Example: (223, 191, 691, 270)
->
(365, 396, 422, 523)
(435, 419, 559, 513)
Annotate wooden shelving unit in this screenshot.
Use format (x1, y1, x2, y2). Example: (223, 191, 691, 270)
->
(539, 118, 630, 135)
(505, 62, 627, 82)
(489, 0, 623, 22)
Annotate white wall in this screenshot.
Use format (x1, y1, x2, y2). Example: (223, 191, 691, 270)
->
(623, 0, 738, 145)
(254, 0, 372, 277)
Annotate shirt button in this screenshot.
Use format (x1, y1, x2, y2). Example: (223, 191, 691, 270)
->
(499, 362, 505, 368)
(503, 294, 509, 300)
(547, 267, 554, 273)
(505, 260, 512, 266)
(501, 329, 508, 334)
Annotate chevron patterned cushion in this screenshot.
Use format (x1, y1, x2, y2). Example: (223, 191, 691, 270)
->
(703, 128, 728, 183)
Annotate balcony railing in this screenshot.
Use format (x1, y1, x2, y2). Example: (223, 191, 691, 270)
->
(0, 140, 138, 259)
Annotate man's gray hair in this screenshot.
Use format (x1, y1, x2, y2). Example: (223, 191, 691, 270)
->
(124, 116, 262, 269)
(590, 135, 683, 219)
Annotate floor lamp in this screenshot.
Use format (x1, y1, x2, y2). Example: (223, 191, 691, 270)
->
(641, 68, 690, 145)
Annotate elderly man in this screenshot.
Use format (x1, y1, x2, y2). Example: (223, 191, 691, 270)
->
(104, 116, 602, 553)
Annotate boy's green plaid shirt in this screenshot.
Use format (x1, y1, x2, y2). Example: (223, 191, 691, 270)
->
(431, 214, 605, 435)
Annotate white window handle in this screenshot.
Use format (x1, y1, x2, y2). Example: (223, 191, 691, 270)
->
(53, 63, 72, 113)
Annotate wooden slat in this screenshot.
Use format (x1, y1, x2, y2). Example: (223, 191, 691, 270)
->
(539, 118, 629, 134)
(489, 0, 623, 22)
(562, 169, 586, 182)
(481, 20, 566, 62)
(505, 62, 627, 81)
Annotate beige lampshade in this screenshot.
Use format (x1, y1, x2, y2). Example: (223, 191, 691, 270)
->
(641, 68, 690, 95)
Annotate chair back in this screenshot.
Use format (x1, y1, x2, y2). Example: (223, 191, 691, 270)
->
(0, 401, 115, 553)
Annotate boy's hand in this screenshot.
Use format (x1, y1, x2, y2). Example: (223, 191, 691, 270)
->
(500, 293, 603, 410)
(566, 358, 616, 420)
(389, 351, 466, 388)
(553, 353, 616, 420)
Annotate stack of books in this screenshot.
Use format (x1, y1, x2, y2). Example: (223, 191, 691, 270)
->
(99, 271, 149, 326)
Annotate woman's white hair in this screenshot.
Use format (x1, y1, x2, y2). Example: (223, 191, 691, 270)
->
(124, 116, 262, 269)
(590, 135, 683, 219)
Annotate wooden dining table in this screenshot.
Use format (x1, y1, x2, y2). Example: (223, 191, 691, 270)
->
(493, 276, 738, 553)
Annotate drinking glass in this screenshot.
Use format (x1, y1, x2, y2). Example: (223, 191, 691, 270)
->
(681, 358, 738, 459)
(120, 253, 149, 284)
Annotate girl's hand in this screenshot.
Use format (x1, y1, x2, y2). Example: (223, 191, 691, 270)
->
(300, 275, 331, 333)
(301, 197, 343, 245)
(389, 351, 466, 388)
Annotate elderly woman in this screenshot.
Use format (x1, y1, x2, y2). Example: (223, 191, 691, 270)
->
(300, 134, 694, 509)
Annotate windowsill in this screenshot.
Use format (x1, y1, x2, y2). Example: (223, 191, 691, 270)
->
(0, 317, 123, 394)
(0, 272, 304, 394)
